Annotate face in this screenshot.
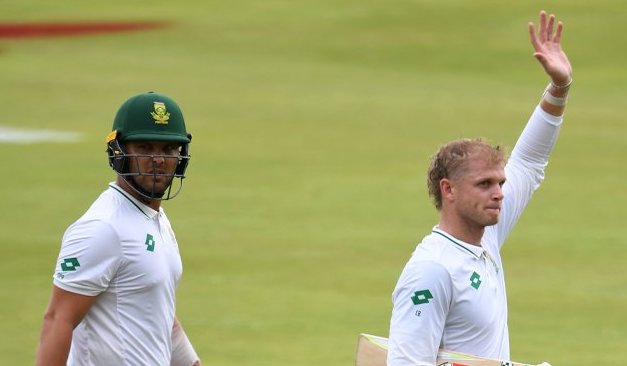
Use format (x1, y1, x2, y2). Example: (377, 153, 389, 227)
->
(123, 140, 182, 197)
(444, 154, 506, 229)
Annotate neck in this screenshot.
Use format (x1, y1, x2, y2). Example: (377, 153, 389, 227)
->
(116, 176, 161, 211)
(437, 215, 484, 246)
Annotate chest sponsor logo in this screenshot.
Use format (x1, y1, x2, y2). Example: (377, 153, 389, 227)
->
(470, 271, 482, 289)
(411, 289, 433, 305)
(145, 233, 156, 252)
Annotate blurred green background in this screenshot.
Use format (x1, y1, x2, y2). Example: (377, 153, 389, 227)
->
(1, 0, 625, 365)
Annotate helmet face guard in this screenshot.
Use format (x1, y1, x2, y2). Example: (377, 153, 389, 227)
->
(106, 135, 191, 201)
(105, 92, 192, 201)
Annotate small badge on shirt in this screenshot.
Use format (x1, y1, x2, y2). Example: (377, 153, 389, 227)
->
(145, 233, 156, 252)
(55, 257, 81, 280)
(411, 289, 433, 305)
(60, 257, 81, 271)
(470, 271, 482, 289)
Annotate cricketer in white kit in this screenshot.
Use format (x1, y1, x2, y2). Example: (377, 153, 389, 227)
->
(56, 183, 183, 364)
(36, 92, 200, 366)
(388, 10, 573, 366)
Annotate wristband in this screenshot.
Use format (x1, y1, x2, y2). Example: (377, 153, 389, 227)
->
(542, 84, 568, 106)
(551, 78, 572, 90)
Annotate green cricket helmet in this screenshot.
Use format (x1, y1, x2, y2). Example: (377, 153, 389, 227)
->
(106, 92, 192, 200)
(112, 91, 191, 143)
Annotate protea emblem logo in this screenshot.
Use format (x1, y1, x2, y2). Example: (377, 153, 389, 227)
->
(151, 101, 170, 124)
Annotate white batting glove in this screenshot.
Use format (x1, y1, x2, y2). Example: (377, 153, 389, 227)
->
(536, 362, 551, 366)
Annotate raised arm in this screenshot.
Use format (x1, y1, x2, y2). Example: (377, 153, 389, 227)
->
(491, 11, 572, 247)
(529, 10, 573, 116)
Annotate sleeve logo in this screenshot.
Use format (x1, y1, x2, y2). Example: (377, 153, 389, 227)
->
(60, 257, 80, 271)
(411, 289, 433, 305)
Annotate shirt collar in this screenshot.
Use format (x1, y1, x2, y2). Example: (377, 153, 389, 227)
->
(109, 182, 160, 220)
(431, 227, 484, 259)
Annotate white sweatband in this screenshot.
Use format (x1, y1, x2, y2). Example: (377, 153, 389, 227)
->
(542, 84, 567, 106)
(170, 323, 200, 366)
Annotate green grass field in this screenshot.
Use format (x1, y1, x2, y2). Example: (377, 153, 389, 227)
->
(1, 0, 626, 364)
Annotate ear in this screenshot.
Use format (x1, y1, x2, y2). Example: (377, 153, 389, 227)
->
(440, 178, 455, 204)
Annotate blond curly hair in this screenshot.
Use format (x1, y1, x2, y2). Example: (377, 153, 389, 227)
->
(427, 138, 506, 210)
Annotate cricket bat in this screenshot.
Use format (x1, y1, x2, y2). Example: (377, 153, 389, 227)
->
(355, 333, 534, 366)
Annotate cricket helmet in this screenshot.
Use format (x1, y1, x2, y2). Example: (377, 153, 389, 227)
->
(106, 91, 192, 200)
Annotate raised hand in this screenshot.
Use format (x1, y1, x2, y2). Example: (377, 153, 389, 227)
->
(528, 10, 573, 87)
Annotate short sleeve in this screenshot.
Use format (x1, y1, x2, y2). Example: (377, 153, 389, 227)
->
(388, 261, 452, 366)
(53, 219, 122, 296)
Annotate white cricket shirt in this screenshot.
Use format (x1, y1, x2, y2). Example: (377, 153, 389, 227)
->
(388, 106, 563, 366)
(53, 182, 183, 366)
